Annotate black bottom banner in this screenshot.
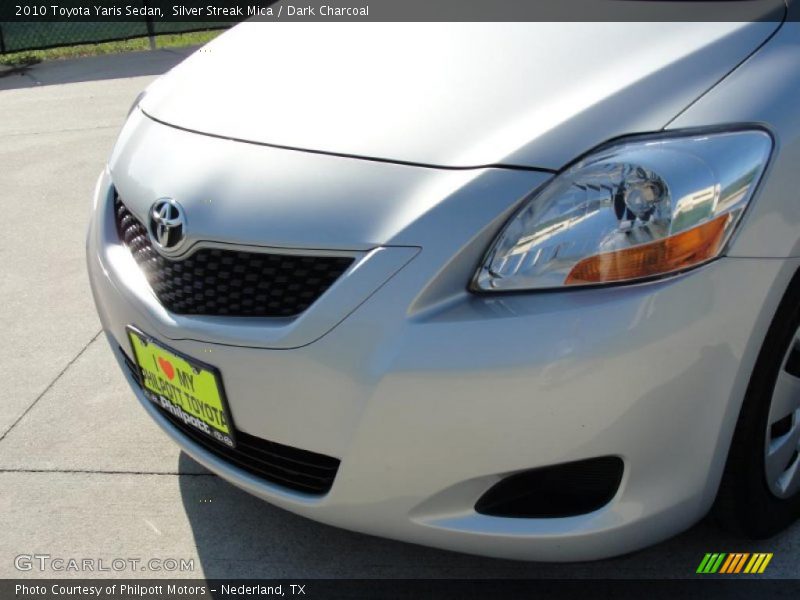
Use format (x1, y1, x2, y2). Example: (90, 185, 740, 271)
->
(4, 579, 800, 600)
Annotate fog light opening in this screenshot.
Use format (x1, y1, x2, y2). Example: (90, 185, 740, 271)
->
(475, 456, 624, 518)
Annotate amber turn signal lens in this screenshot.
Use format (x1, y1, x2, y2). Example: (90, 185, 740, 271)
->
(565, 214, 730, 286)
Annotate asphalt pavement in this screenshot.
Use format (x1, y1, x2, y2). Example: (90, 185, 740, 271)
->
(0, 48, 798, 580)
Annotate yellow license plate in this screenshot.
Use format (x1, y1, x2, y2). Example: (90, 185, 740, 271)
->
(127, 327, 235, 448)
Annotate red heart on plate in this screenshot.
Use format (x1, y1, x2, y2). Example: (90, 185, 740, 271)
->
(157, 357, 175, 380)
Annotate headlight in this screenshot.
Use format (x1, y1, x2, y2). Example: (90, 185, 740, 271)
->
(472, 130, 772, 291)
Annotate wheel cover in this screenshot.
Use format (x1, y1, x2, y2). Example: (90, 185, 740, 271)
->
(765, 330, 800, 499)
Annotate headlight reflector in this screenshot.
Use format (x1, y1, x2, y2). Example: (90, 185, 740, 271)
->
(473, 130, 772, 291)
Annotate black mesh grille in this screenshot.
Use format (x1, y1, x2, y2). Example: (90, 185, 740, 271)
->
(121, 348, 340, 495)
(114, 196, 354, 317)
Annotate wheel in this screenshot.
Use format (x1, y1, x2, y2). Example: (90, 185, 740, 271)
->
(714, 270, 800, 538)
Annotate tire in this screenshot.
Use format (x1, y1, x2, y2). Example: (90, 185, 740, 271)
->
(713, 268, 800, 538)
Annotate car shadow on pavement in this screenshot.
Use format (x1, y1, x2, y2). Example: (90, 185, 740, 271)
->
(176, 451, 797, 579)
(0, 48, 198, 91)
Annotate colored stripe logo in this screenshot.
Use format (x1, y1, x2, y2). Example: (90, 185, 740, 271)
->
(696, 553, 773, 574)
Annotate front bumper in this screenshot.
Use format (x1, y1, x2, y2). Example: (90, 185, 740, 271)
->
(88, 118, 798, 561)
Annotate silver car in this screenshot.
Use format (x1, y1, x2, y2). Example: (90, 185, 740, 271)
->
(87, 16, 800, 561)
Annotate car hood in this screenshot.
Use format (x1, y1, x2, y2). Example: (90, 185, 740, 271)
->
(141, 17, 783, 171)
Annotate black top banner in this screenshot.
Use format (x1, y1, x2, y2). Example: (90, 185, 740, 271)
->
(0, 0, 792, 23)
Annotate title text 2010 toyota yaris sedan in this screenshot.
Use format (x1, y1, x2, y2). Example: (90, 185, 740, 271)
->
(87, 16, 800, 560)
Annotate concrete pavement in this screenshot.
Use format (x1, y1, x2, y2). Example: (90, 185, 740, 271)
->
(1, 48, 798, 580)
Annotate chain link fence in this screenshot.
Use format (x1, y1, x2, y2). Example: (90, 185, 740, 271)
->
(0, 21, 231, 54)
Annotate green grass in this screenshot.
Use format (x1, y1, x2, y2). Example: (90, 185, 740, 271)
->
(0, 30, 222, 67)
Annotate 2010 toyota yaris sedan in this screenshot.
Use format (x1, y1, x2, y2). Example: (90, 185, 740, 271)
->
(87, 13, 800, 561)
